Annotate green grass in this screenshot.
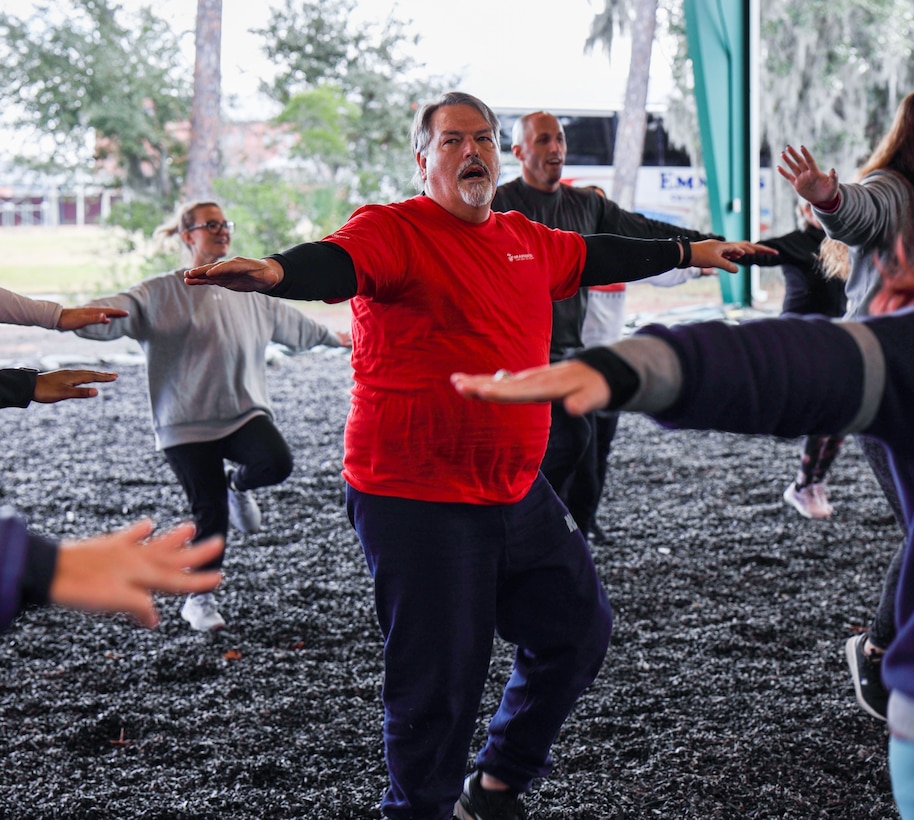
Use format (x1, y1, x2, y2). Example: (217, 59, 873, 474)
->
(0, 224, 353, 330)
(0, 225, 148, 302)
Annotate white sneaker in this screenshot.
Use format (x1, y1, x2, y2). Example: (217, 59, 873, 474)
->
(180, 593, 226, 631)
(783, 482, 831, 519)
(810, 482, 834, 517)
(226, 467, 261, 533)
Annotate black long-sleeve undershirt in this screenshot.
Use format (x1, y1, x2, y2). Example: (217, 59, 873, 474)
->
(0, 369, 36, 409)
(574, 346, 642, 409)
(580, 234, 683, 286)
(266, 233, 684, 300)
(267, 243, 358, 301)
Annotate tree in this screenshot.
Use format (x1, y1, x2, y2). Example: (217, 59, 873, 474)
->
(0, 0, 191, 205)
(757, 0, 914, 232)
(255, 0, 455, 206)
(660, 0, 914, 234)
(587, 0, 661, 211)
(185, 0, 223, 201)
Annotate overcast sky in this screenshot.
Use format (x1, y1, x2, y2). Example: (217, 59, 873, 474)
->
(190, 0, 676, 117)
(2, 0, 676, 158)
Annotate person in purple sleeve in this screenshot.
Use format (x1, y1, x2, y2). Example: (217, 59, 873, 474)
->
(451, 234, 914, 820)
(0, 512, 223, 634)
(0, 371, 222, 633)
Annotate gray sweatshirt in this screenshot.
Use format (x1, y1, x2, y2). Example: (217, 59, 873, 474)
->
(814, 169, 914, 319)
(75, 271, 346, 449)
(0, 287, 62, 329)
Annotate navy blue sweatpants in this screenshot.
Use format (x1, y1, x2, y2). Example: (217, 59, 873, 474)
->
(347, 473, 613, 820)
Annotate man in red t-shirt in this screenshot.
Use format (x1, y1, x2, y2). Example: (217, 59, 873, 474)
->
(185, 92, 768, 820)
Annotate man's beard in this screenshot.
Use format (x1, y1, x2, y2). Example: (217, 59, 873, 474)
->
(458, 177, 495, 207)
(457, 158, 496, 207)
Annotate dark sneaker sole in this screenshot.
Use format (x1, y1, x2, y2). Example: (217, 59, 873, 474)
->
(845, 635, 887, 722)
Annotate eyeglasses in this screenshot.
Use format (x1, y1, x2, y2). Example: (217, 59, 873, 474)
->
(187, 220, 234, 235)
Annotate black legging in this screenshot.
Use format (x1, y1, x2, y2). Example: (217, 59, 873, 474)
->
(163, 414, 293, 570)
(856, 434, 905, 651)
(796, 434, 844, 485)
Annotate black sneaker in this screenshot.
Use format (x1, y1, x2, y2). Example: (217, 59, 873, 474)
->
(845, 634, 888, 721)
(454, 771, 527, 820)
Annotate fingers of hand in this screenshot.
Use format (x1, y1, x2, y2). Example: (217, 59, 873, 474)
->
(74, 370, 117, 384)
(120, 518, 159, 544)
(175, 538, 225, 573)
(799, 145, 819, 168)
(779, 145, 809, 176)
(130, 600, 159, 629)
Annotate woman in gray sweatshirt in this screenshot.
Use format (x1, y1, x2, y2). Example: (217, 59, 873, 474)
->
(76, 201, 351, 631)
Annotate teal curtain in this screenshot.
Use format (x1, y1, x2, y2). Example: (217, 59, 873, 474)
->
(683, 0, 758, 306)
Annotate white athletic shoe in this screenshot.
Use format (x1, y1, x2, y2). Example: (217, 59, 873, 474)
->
(783, 482, 832, 519)
(810, 482, 834, 517)
(180, 593, 226, 632)
(226, 467, 262, 533)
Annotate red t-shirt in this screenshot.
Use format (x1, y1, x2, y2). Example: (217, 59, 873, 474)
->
(324, 195, 586, 504)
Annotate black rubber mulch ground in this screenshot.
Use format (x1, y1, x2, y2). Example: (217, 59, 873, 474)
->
(0, 349, 899, 818)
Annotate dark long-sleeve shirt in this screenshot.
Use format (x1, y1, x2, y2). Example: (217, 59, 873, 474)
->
(492, 179, 717, 360)
(267, 217, 687, 304)
(0, 369, 37, 409)
(737, 225, 846, 317)
(1, 372, 57, 631)
(0, 509, 58, 633)
(574, 308, 914, 739)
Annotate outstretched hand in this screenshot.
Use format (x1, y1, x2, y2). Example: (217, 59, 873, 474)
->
(690, 239, 778, 273)
(32, 369, 118, 403)
(56, 306, 128, 331)
(184, 256, 285, 293)
(777, 144, 839, 205)
(51, 520, 224, 628)
(451, 360, 611, 417)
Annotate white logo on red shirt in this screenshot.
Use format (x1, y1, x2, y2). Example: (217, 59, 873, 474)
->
(506, 253, 535, 262)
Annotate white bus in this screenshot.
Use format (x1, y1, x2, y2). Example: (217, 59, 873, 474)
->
(495, 108, 772, 229)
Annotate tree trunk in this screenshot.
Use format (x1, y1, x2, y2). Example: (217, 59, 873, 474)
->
(185, 0, 222, 201)
(611, 0, 658, 211)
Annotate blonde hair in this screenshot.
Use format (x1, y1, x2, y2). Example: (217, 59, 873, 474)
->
(153, 201, 221, 264)
(819, 93, 914, 281)
(818, 238, 850, 281)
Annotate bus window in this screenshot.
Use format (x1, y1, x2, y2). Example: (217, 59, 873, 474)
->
(495, 109, 689, 168)
(560, 114, 617, 166)
(642, 115, 691, 166)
